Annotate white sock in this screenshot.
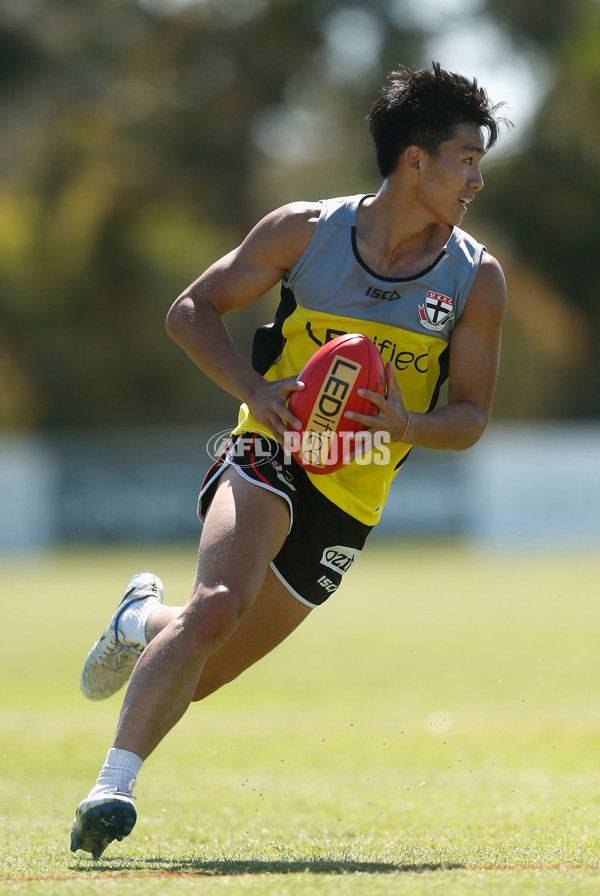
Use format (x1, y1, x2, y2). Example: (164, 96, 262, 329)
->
(117, 597, 162, 647)
(89, 748, 143, 798)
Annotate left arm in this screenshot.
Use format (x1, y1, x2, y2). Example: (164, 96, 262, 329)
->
(349, 252, 507, 450)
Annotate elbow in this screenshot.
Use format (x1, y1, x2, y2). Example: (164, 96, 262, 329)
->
(456, 409, 489, 451)
(165, 298, 187, 344)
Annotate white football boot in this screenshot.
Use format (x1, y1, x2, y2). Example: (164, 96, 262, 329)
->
(80, 572, 163, 701)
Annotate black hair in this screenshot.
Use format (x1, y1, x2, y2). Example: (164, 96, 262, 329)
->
(367, 62, 511, 177)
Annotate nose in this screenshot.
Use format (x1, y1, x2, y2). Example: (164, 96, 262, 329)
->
(470, 165, 484, 192)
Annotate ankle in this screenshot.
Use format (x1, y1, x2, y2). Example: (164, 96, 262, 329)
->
(92, 748, 143, 797)
(144, 606, 183, 644)
(117, 598, 163, 647)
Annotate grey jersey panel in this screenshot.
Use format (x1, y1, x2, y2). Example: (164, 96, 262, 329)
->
(284, 194, 485, 341)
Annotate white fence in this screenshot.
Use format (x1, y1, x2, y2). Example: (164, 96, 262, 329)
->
(1, 423, 599, 552)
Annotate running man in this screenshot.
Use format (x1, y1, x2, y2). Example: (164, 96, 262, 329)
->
(70, 63, 509, 858)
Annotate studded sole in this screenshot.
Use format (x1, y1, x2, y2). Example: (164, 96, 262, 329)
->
(70, 799, 137, 859)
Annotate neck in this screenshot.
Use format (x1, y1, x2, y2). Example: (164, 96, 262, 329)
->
(356, 182, 451, 278)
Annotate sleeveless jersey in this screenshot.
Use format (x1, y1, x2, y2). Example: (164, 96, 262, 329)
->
(234, 194, 485, 525)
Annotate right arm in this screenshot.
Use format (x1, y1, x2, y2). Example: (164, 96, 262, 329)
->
(166, 202, 319, 440)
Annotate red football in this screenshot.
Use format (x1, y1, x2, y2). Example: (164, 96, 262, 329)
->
(287, 333, 386, 474)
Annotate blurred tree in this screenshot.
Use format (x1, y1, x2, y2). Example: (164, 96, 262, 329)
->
(480, 0, 600, 418)
(0, 0, 598, 427)
(0, 0, 418, 427)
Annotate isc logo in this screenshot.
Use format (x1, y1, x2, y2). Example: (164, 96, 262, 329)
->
(365, 286, 401, 301)
(317, 575, 338, 593)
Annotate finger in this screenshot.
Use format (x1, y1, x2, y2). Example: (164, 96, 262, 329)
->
(282, 410, 303, 431)
(344, 409, 386, 428)
(356, 387, 387, 411)
(384, 361, 398, 393)
(280, 375, 305, 394)
(280, 379, 304, 431)
(269, 415, 291, 447)
(279, 397, 303, 431)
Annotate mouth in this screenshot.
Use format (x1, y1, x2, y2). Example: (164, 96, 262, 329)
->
(458, 195, 474, 212)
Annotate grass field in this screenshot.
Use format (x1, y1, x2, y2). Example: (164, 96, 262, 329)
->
(2, 541, 600, 894)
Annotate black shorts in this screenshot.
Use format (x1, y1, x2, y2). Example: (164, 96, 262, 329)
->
(198, 432, 372, 608)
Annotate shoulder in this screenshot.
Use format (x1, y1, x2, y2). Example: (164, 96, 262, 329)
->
(467, 251, 506, 313)
(252, 200, 323, 238)
(454, 250, 506, 336)
(253, 195, 362, 242)
(241, 201, 323, 276)
(474, 251, 506, 302)
(445, 226, 485, 269)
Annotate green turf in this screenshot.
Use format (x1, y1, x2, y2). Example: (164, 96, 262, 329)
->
(1, 542, 600, 894)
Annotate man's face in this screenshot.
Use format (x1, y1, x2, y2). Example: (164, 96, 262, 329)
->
(416, 123, 486, 227)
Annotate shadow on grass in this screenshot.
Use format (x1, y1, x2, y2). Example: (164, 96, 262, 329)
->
(74, 857, 466, 876)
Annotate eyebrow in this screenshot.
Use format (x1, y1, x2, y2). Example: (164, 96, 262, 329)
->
(461, 143, 486, 156)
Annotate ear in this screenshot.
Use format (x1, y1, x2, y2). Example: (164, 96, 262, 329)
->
(404, 145, 423, 175)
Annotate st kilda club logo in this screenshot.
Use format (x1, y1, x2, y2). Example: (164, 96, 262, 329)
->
(418, 291, 454, 332)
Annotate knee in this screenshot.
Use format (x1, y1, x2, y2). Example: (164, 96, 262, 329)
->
(182, 582, 255, 654)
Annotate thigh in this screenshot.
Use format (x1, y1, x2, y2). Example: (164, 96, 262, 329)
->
(193, 466, 290, 601)
(200, 433, 372, 608)
(193, 566, 312, 701)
